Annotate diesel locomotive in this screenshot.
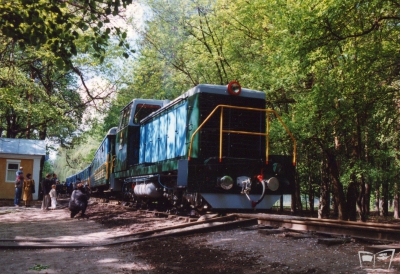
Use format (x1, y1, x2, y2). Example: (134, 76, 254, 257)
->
(66, 81, 296, 212)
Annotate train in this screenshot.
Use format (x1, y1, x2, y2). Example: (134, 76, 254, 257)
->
(66, 81, 296, 213)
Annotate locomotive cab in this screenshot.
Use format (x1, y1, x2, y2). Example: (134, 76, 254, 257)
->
(112, 99, 169, 191)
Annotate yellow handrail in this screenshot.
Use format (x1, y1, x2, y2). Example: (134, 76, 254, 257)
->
(112, 155, 116, 173)
(106, 154, 110, 180)
(188, 105, 296, 166)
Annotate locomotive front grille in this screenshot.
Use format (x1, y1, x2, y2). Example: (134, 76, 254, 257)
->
(196, 93, 266, 161)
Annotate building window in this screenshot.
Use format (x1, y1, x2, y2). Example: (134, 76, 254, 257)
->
(6, 160, 21, 182)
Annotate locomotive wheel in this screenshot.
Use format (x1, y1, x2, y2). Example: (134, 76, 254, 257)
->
(194, 195, 208, 213)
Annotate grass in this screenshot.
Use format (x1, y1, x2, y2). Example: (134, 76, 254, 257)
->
(29, 264, 50, 271)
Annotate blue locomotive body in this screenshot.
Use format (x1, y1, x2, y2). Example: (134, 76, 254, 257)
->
(67, 82, 296, 211)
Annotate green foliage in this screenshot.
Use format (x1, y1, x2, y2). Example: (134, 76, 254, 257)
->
(0, 0, 136, 143)
(263, 0, 400, 213)
(53, 133, 102, 181)
(42, 161, 53, 178)
(102, 88, 135, 133)
(0, 37, 85, 140)
(29, 264, 50, 271)
(0, 0, 134, 68)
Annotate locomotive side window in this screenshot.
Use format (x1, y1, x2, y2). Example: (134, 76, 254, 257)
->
(134, 104, 161, 123)
(119, 103, 132, 130)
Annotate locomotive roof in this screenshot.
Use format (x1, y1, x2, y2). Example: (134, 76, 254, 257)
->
(122, 84, 265, 115)
(182, 84, 266, 100)
(121, 98, 170, 113)
(139, 84, 266, 123)
(107, 127, 118, 135)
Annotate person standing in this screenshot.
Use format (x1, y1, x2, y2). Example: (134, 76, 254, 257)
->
(41, 174, 52, 211)
(23, 173, 34, 207)
(16, 166, 23, 178)
(49, 184, 57, 210)
(14, 175, 24, 207)
(51, 173, 58, 185)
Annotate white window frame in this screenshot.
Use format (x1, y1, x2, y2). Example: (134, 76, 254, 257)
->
(5, 160, 21, 183)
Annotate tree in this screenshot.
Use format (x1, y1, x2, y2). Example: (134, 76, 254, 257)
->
(0, 37, 84, 140)
(265, 0, 400, 220)
(0, 0, 134, 68)
(0, 0, 137, 142)
(53, 133, 102, 181)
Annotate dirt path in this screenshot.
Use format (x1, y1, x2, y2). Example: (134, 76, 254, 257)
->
(0, 201, 144, 273)
(0, 199, 399, 273)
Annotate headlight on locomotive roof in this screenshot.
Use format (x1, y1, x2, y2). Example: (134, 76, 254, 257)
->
(218, 176, 234, 190)
(227, 80, 241, 96)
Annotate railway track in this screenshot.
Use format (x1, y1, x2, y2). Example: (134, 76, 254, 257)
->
(234, 213, 400, 243)
(5, 197, 398, 250)
(98, 197, 400, 241)
(97, 198, 400, 243)
(4, 211, 400, 250)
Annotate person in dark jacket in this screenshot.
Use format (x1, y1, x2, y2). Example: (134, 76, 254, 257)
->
(41, 173, 52, 211)
(72, 178, 81, 191)
(14, 175, 24, 207)
(69, 183, 89, 218)
(51, 173, 58, 186)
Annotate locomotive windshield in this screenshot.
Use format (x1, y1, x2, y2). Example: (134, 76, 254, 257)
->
(134, 104, 161, 123)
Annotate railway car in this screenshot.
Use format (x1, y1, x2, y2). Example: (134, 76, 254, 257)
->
(77, 165, 91, 186)
(89, 127, 117, 191)
(66, 165, 90, 189)
(65, 176, 74, 191)
(67, 81, 296, 212)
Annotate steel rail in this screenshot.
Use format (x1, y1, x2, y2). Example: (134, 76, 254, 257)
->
(233, 213, 400, 241)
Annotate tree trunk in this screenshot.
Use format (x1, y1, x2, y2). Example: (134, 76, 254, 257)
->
(6, 108, 18, 138)
(375, 188, 380, 214)
(304, 194, 308, 211)
(395, 156, 399, 219)
(326, 150, 348, 220)
(291, 193, 296, 215)
(350, 116, 367, 221)
(292, 169, 302, 215)
(332, 194, 338, 218)
(308, 181, 314, 216)
(38, 128, 47, 180)
(356, 175, 367, 222)
(318, 159, 330, 219)
(395, 144, 399, 219)
(394, 192, 399, 219)
(382, 181, 389, 217)
(25, 69, 34, 139)
(346, 181, 358, 221)
(364, 182, 370, 216)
